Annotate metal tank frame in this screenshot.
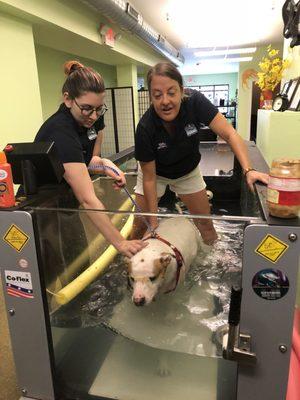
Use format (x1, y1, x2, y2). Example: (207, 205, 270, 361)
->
(0, 142, 299, 400)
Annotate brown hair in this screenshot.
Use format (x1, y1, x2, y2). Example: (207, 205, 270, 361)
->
(62, 60, 105, 98)
(147, 62, 183, 91)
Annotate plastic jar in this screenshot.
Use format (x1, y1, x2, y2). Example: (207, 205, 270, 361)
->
(267, 158, 300, 218)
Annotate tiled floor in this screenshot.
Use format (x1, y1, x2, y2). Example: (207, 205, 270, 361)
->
(0, 277, 19, 400)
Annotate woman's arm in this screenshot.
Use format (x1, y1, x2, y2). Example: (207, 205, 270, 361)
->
(88, 128, 126, 188)
(63, 162, 146, 257)
(209, 113, 269, 191)
(140, 160, 159, 230)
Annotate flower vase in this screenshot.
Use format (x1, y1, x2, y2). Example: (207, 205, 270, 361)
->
(259, 90, 273, 109)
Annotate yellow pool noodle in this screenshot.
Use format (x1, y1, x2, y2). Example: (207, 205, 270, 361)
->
(63, 196, 134, 280)
(53, 214, 134, 305)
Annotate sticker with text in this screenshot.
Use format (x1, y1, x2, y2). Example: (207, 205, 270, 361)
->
(252, 269, 289, 300)
(4, 270, 34, 299)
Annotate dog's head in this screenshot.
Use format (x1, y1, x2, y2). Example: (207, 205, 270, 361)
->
(124, 250, 174, 306)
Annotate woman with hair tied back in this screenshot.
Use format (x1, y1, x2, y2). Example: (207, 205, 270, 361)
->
(132, 62, 269, 244)
(35, 60, 146, 258)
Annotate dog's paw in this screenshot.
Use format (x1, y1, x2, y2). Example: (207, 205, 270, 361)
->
(157, 356, 171, 377)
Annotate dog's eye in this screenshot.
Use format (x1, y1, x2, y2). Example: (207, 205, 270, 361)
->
(149, 276, 157, 282)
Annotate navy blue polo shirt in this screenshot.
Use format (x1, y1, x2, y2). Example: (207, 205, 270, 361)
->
(35, 104, 105, 165)
(135, 90, 218, 179)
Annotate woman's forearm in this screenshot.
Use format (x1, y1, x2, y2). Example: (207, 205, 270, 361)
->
(209, 113, 253, 173)
(143, 179, 158, 226)
(227, 131, 253, 172)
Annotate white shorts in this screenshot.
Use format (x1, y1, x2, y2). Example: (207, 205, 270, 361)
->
(134, 163, 206, 198)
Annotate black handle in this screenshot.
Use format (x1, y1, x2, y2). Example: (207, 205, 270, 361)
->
(228, 286, 243, 326)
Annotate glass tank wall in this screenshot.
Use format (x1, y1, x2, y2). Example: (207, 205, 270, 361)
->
(29, 169, 263, 400)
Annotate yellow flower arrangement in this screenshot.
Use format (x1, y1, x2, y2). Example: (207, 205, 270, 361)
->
(256, 45, 290, 91)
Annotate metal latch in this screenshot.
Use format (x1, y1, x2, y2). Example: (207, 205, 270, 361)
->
(222, 287, 257, 365)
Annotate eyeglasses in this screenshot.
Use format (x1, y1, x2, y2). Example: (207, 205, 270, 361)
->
(74, 98, 108, 117)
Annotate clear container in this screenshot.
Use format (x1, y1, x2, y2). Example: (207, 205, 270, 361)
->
(267, 158, 300, 218)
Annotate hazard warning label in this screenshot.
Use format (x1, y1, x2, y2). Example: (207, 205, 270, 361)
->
(3, 224, 29, 252)
(255, 234, 289, 263)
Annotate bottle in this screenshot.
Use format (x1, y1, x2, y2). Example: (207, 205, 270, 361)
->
(267, 158, 300, 218)
(0, 151, 15, 208)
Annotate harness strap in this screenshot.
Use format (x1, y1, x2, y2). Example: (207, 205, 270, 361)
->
(149, 233, 185, 293)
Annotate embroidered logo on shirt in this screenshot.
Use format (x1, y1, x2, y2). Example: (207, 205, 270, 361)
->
(87, 127, 97, 140)
(184, 123, 198, 137)
(157, 142, 168, 150)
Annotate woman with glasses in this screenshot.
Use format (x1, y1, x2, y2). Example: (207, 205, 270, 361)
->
(34, 60, 146, 258)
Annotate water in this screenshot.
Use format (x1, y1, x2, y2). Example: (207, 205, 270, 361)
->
(51, 219, 244, 400)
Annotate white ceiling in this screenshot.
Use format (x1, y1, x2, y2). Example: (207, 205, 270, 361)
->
(129, 0, 285, 74)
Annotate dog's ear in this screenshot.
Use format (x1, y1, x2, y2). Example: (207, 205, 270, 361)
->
(123, 256, 132, 273)
(159, 252, 173, 268)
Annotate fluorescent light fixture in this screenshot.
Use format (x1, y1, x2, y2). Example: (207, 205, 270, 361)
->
(197, 56, 253, 64)
(194, 47, 257, 57)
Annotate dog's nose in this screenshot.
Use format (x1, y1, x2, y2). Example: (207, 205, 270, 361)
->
(134, 297, 146, 306)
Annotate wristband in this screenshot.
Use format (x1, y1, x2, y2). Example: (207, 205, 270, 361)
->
(244, 167, 256, 177)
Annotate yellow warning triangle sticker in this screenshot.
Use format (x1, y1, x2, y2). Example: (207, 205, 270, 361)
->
(255, 234, 289, 263)
(3, 224, 29, 252)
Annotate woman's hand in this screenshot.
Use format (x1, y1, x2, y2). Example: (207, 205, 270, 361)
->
(117, 239, 148, 258)
(89, 157, 126, 189)
(101, 158, 126, 189)
(245, 170, 269, 192)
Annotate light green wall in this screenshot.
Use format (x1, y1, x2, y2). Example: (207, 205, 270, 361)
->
(117, 64, 139, 126)
(0, 0, 166, 68)
(35, 44, 117, 120)
(0, 0, 167, 141)
(0, 12, 43, 150)
(183, 73, 238, 101)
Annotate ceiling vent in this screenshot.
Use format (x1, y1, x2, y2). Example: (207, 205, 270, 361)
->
(80, 0, 184, 66)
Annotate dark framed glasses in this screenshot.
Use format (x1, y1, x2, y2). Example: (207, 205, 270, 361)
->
(74, 98, 108, 117)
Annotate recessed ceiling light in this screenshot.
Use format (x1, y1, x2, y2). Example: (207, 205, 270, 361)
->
(194, 47, 257, 57)
(197, 56, 253, 64)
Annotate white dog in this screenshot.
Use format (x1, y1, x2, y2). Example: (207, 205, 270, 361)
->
(126, 218, 201, 306)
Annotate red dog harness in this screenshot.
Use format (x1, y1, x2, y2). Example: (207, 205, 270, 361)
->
(145, 233, 185, 293)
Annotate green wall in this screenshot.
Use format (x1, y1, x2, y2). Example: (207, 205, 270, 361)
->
(0, 13, 43, 150)
(35, 44, 117, 120)
(183, 73, 238, 102)
(0, 0, 168, 146)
